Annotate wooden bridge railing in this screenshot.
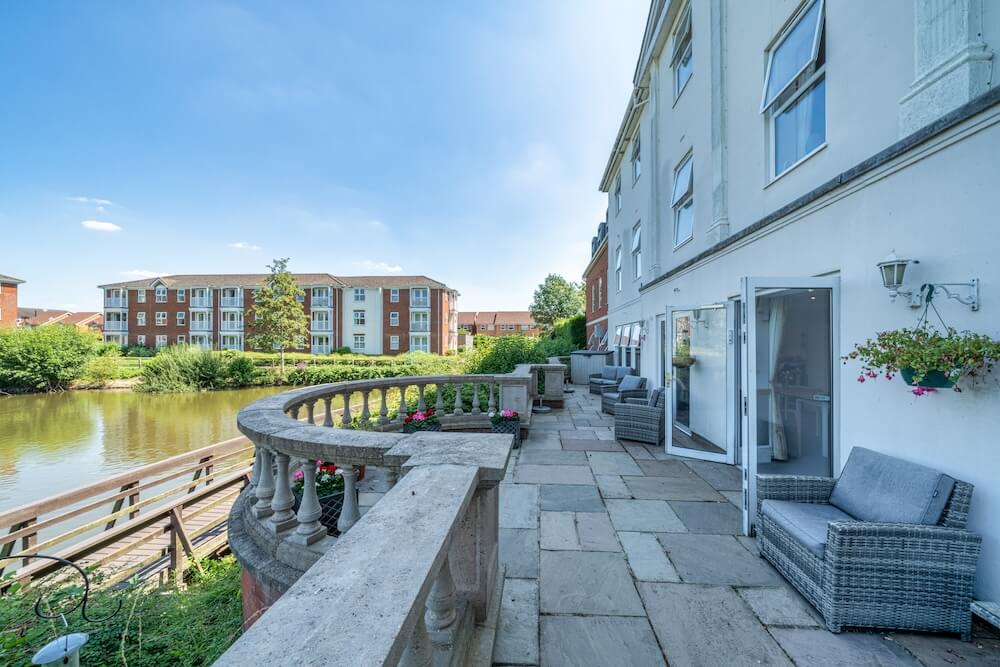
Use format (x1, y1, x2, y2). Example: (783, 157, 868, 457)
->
(0, 438, 254, 590)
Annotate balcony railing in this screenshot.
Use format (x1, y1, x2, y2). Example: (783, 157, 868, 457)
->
(311, 345, 331, 355)
(311, 321, 332, 331)
(411, 299, 430, 308)
(190, 320, 212, 331)
(409, 322, 430, 332)
(103, 321, 127, 331)
(311, 296, 332, 307)
(220, 320, 243, 331)
(216, 364, 566, 665)
(190, 296, 212, 308)
(221, 296, 244, 308)
(104, 297, 127, 308)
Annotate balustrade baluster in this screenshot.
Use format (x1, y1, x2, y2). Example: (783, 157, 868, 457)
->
(337, 466, 361, 533)
(487, 382, 496, 413)
(323, 397, 334, 427)
(471, 382, 481, 414)
(379, 388, 390, 425)
(248, 448, 263, 507)
(269, 453, 297, 531)
(306, 400, 316, 425)
(399, 612, 432, 667)
(397, 384, 409, 421)
(435, 383, 445, 414)
(254, 448, 275, 518)
(341, 392, 352, 428)
(361, 390, 371, 427)
(290, 460, 324, 544)
(425, 556, 457, 661)
(290, 404, 301, 420)
(453, 384, 464, 416)
(417, 384, 427, 412)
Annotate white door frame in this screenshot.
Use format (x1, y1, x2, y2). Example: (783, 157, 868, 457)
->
(740, 276, 841, 535)
(665, 303, 737, 464)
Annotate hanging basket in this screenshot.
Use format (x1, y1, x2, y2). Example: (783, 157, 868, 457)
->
(900, 368, 955, 389)
(672, 355, 696, 368)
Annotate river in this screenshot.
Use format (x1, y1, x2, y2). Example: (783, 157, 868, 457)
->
(0, 386, 284, 512)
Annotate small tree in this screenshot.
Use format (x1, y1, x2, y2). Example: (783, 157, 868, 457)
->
(246, 258, 309, 375)
(529, 274, 584, 330)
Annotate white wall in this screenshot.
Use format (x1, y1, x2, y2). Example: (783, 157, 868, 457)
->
(342, 287, 382, 355)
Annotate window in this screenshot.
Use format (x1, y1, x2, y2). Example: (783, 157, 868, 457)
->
(411, 287, 429, 307)
(136, 312, 146, 326)
(155, 335, 168, 349)
(177, 335, 186, 344)
(672, 6, 693, 96)
(615, 246, 623, 292)
(591, 283, 596, 311)
(411, 335, 429, 353)
(631, 224, 642, 280)
(763, 0, 826, 178)
(672, 155, 694, 247)
(155, 312, 166, 326)
(176, 311, 185, 326)
(390, 335, 400, 351)
(137, 335, 146, 347)
(390, 311, 399, 327)
(410, 311, 429, 332)
(354, 288, 365, 302)
(177, 289, 185, 303)
(155, 286, 167, 303)
(390, 288, 399, 303)
(353, 310, 366, 326)
(631, 133, 641, 183)
(353, 334, 365, 351)
(486, 324, 495, 331)
(614, 175, 622, 213)
(137, 289, 146, 304)
(598, 277, 603, 308)
(521, 324, 530, 331)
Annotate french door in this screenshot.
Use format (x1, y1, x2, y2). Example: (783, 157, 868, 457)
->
(664, 303, 737, 464)
(740, 277, 840, 534)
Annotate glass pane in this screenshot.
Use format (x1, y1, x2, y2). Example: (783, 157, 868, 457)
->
(671, 307, 727, 455)
(675, 199, 694, 245)
(671, 157, 693, 205)
(753, 288, 832, 477)
(774, 77, 825, 175)
(763, 0, 821, 108)
(676, 42, 693, 93)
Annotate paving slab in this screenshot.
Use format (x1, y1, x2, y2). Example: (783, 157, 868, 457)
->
(518, 450, 589, 465)
(500, 484, 539, 529)
(636, 459, 699, 478)
(624, 475, 725, 501)
(559, 429, 598, 439)
(560, 438, 624, 452)
(769, 628, 921, 666)
(737, 586, 821, 627)
(639, 582, 793, 667)
(515, 464, 595, 486)
(669, 500, 742, 534)
(605, 499, 687, 533)
(721, 490, 742, 506)
(623, 444, 654, 460)
(737, 535, 760, 556)
(586, 451, 644, 476)
(595, 474, 632, 499)
(540, 615, 666, 667)
(494, 578, 539, 665)
(576, 512, 620, 552)
(684, 459, 743, 491)
(500, 528, 539, 579)
(618, 531, 680, 582)
(521, 435, 563, 451)
(657, 534, 783, 586)
(645, 445, 672, 460)
(540, 484, 605, 512)
(893, 629, 1000, 666)
(540, 512, 579, 550)
(539, 551, 645, 616)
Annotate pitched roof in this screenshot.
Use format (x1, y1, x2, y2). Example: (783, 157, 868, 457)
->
(0, 274, 24, 285)
(63, 312, 103, 327)
(491, 311, 536, 326)
(457, 311, 479, 321)
(20, 309, 71, 326)
(98, 273, 346, 290)
(335, 275, 451, 290)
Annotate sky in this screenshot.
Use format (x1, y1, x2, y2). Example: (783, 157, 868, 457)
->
(0, 1, 649, 312)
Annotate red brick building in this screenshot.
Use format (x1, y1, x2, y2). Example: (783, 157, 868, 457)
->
(458, 311, 540, 337)
(583, 222, 608, 349)
(0, 275, 24, 328)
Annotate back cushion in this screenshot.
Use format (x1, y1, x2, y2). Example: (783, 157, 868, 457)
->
(616, 366, 634, 380)
(601, 367, 617, 380)
(619, 375, 643, 392)
(648, 388, 665, 408)
(830, 447, 955, 525)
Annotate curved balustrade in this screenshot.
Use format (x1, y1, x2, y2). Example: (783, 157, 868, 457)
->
(220, 364, 565, 666)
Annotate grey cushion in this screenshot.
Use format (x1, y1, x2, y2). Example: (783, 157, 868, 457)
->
(647, 387, 665, 408)
(618, 375, 643, 391)
(591, 378, 616, 387)
(830, 447, 955, 525)
(761, 500, 856, 558)
(601, 367, 617, 380)
(615, 366, 634, 380)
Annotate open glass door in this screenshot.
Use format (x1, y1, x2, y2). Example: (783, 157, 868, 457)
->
(741, 277, 840, 534)
(665, 303, 736, 463)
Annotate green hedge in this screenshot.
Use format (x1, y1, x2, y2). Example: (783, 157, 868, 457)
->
(0, 326, 103, 391)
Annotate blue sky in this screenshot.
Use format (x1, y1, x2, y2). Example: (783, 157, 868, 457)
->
(0, 1, 648, 311)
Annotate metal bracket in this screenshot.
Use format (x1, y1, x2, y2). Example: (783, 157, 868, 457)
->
(922, 280, 979, 311)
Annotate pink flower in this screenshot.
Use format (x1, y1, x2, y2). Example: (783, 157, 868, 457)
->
(857, 375, 865, 383)
(293, 469, 304, 480)
(953, 386, 963, 393)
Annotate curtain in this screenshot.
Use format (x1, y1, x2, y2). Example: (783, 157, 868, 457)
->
(768, 298, 789, 461)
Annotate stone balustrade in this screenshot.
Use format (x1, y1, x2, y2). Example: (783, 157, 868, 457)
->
(218, 366, 564, 666)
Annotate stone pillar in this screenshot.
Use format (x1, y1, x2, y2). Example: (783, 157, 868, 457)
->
(269, 453, 297, 532)
(337, 466, 361, 533)
(542, 368, 565, 402)
(254, 448, 275, 519)
(708, 0, 730, 244)
(899, 0, 994, 135)
(500, 382, 529, 416)
(448, 483, 499, 623)
(425, 556, 457, 663)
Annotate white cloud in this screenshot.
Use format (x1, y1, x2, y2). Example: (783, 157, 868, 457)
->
(228, 241, 262, 251)
(121, 269, 167, 279)
(69, 196, 116, 207)
(352, 259, 402, 273)
(81, 219, 122, 232)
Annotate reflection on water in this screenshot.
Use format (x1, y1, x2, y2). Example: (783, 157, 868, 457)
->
(0, 387, 283, 510)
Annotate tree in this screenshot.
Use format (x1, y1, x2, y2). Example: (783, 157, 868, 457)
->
(529, 274, 584, 330)
(0, 325, 102, 391)
(246, 258, 309, 375)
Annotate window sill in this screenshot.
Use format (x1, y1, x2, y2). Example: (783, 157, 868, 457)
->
(672, 77, 691, 108)
(765, 142, 827, 189)
(672, 236, 694, 252)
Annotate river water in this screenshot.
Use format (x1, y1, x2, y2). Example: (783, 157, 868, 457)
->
(0, 387, 284, 512)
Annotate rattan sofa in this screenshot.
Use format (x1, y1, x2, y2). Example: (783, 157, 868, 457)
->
(757, 447, 981, 640)
(613, 388, 665, 445)
(600, 376, 647, 415)
(588, 366, 636, 395)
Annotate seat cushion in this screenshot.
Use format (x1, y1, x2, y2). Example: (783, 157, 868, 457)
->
(761, 500, 856, 558)
(830, 447, 955, 525)
(601, 367, 618, 380)
(592, 378, 616, 387)
(619, 375, 643, 391)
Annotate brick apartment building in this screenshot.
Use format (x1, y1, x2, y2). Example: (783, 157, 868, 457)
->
(98, 273, 458, 355)
(0, 275, 24, 328)
(582, 222, 608, 349)
(457, 311, 540, 337)
(16, 307, 103, 331)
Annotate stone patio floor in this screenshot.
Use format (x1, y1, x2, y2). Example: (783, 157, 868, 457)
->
(493, 388, 1000, 666)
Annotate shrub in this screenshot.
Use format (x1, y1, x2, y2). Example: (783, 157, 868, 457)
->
(138, 346, 229, 392)
(466, 335, 545, 374)
(226, 355, 258, 387)
(82, 352, 121, 384)
(0, 326, 102, 391)
(123, 344, 157, 357)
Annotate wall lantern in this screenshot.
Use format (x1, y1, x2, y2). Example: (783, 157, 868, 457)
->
(877, 251, 979, 311)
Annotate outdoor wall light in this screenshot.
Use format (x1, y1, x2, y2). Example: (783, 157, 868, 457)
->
(877, 251, 979, 311)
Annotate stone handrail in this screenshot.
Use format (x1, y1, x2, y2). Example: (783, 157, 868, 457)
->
(218, 368, 567, 666)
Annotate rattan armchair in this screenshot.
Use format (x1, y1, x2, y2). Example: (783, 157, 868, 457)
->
(612, 388, 665, 444)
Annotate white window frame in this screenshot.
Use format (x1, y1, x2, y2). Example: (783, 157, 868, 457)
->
(137, 334, 146, 347)
(410, 334, 430, 353)
(136, 312, 146, 326)
(155, 286, 167, 303)
(615, 246, 623, 292)
(631, 223, 642, 280)
(598, 277, 603, 308)
(630, 133, 641, 183)
(177, 289, 185, 303)
(353, 310, 366, 326)
(760, 0, 825, 113)
(176, 334, 185, 344)
(390, 311, 399, 327)
(521, 324, 530, 331)
(671, 154, 694, 248)
(155, 334, 168, 349)
(155, 311, 167, 326)
(354, 288, 366, 302)
(614, 174, 622, 213)
(390, 288, 399, 303)
(410, 310, 429, 330)
(353, 334, 366, 351)
(411, 287, 430, 307)
(770, 71, 826, 180)
(136, 289, 146, 304)
(389, 335, 400, 351)
(591, 283, 596, 311)
(671, 5, 693, 98)
(176, 311, 185, 326)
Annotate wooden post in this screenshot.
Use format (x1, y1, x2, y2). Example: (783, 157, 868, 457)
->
(106, 481, 139, 530)
(169, 507, 203, 586)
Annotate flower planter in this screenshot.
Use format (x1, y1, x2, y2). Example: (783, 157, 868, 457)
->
(672, 356, 696, 368)
(900, 368, 955, 389)
(292, 489, 346, 536)
(491, 419, 521, 449)
(403, 422, 443, 433)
